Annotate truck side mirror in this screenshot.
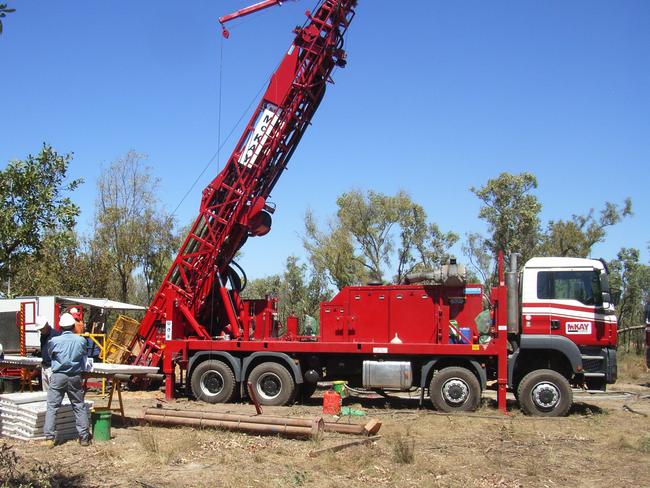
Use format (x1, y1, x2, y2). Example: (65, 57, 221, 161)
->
(608, 289, 621, 306)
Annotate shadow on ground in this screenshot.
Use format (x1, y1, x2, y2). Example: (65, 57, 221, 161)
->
(569, 402, 606, 416)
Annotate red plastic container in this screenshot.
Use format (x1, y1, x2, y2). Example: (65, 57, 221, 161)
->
(322, 390, 341, 415)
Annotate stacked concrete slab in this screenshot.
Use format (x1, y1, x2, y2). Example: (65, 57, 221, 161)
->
(0, 392, 92, 442)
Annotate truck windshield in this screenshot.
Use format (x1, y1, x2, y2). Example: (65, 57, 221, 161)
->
(537, 270, 603, 306)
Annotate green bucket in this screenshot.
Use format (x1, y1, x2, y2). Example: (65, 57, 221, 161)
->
(91, 407, 112, 442)
(332, 380, 347, 396)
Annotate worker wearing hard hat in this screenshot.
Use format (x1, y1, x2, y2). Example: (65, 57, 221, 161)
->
(69, 307, 100, 360)
(34, 316, 61, 392)
(42, 312, 91, 447)
(69, 307, 85, 335)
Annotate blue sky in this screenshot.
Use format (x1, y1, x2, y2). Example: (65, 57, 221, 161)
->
(1, 0, 649, 281)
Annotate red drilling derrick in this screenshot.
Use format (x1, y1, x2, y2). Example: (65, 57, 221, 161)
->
(130, 0, 357, 369)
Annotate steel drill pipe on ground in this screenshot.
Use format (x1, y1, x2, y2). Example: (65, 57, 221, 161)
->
(143, 407, 319, 428)
(323, 422, 366, 435)
(142, 413, 322, 439)
(143, 407, 373, 436)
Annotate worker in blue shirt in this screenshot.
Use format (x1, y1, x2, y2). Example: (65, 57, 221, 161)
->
(42, 312, 91, 447)
(35, 316, 61, 392)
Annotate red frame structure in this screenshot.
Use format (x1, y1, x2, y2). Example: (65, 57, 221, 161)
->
(131, 0, 356, 369)
(219, 0, 293, 38)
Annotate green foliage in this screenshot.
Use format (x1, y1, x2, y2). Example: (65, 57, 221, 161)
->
(0, 144, 82, 292)
(303, 210, 364, 289)
(10, 231, 108, 297)
(608, 248, 650, 353)
(139, 209, 176, 301)
(462, 232, 493, 286)
(469, 172, 630, 277)
(471, 172, 541, 268)
(304, 189, 457, 287)
(242, 256, 329, 331)
(94, 151, 175, 303)
(0, 3, 16, 35)
(278, 256, 329, 327)
(242, 274, 282, 300)
(538, 199, 632, 257)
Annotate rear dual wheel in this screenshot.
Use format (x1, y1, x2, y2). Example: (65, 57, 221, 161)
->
(248, 362, 297, 406)
(190, 360, 237, 404)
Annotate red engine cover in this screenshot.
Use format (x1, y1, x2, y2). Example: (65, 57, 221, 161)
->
(320, 284, 484, 345)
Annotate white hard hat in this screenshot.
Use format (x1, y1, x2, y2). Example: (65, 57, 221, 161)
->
(35, 316, 50, 331)
(59, 313, 76, 329)
(68, 307, 82, 321)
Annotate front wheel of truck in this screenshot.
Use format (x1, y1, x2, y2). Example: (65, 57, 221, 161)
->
(517, 369, 572, 417)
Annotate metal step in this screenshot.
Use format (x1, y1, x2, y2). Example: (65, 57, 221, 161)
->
(583, 372, 606, 377)
(581, 355, 604, 361)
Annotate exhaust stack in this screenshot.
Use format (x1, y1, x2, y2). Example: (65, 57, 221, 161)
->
(506, 253, 520, 335)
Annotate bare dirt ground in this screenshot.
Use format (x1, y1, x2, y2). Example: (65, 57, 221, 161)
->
(2, 355, 649, 488)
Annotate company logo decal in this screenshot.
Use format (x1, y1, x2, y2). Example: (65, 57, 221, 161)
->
(565, 321, 592, 335)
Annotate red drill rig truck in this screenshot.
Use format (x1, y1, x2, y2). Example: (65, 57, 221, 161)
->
(126, 0, 618, 416)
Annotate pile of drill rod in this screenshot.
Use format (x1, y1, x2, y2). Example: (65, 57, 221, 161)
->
(143, 407, 324, 439)
(142, 407, 381, 440)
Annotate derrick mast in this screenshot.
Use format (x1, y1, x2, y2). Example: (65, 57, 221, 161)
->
(130, 1, 357, 368)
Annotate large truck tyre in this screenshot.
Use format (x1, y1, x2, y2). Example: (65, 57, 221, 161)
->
(191, 360, 237, 404)
(248, 362, 296, 406)
(429, 366, 481, 412)
(517, 369, 572, 417)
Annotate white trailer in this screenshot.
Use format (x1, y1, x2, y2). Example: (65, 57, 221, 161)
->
(0, 296, 145, 353)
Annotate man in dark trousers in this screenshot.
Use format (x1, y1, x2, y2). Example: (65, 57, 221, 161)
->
(35, 316, 60, 392)
(43, 312, 91, 447)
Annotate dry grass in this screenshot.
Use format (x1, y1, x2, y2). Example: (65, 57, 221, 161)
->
(617, 351, 647, 382)
(136, 426, 199, 465)
(618, 434, 650, 454)
(136, 427, 175, 464)
(0, 442, 84, 487)
(640, 436, 650, 453)
(391, 427, 415, 464)
(284, 470, 309, 486)
(4, 386, 650, 488)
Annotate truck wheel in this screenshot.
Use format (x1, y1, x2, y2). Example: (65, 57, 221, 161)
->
(429, 366, 481, 412)
(517, 369, 572, 417)
(248, 362, 296, 406)
(191, 360, 236, 404)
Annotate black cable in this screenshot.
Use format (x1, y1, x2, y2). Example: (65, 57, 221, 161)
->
(230, 260, 248, 293)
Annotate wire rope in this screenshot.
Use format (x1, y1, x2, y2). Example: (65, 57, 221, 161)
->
(170, 1, 307, 217)
(170, 78, 270, 218)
